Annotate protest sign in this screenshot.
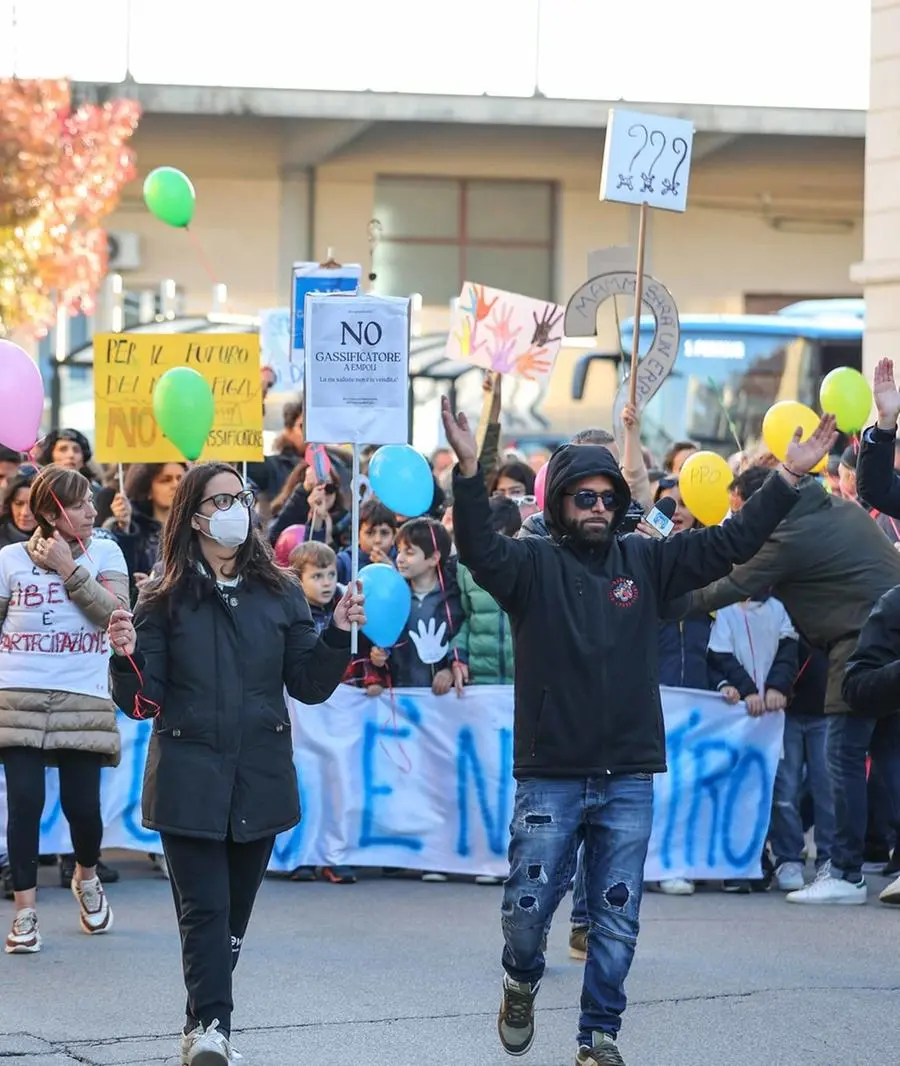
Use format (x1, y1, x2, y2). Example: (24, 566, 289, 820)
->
(92, 333, 264, 463)
(291, 261, 362, 363)
(597, 108, 695, 405)
(259, 308, 295, 389)
(446, 282, 564, 381)
(2, 685, 783, 881)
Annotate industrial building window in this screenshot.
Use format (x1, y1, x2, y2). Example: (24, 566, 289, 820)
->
(373, 177, 555, 305)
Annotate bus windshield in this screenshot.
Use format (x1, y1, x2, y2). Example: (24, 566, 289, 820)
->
(621, 316, 863, 459)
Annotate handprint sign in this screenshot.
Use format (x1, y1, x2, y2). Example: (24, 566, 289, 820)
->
(447, 282, 563, 380)
(408, 618, 449, 665)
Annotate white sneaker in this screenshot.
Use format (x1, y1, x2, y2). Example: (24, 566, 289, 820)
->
(71, 876, 114, 934)
(4, 908, 41, 954)
(421, 872, 449, 882)
(786, 873, 867, 905)
(878, 873, 900, 905)
(474, 875, 503, 885)
(659, 878, 695, 895)
(774, 862, 805, 892)
(181, 1020, 242, 1065)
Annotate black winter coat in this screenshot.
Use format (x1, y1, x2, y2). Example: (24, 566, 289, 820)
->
(452, 445, 801, 778)
(843, 585, 900, 719)
(110, 570, 350, 842)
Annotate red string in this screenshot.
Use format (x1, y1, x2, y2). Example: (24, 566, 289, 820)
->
(184, 226, 224, 295)
(46, 488, 159, 720)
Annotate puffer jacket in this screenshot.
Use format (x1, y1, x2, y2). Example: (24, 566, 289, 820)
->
(0, 532, 130, 765)
(452, 563, 514, 684)
(658, 614, 713, 689)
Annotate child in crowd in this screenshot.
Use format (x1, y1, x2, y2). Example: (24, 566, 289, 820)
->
(376, 518, 462, 884)
(288, 542, 357, 886)
(335, 498, 397, 583)
(707, 592, 799, 892)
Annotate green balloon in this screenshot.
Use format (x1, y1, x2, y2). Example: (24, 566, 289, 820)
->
(819, 366, 872, 433)
(153, 367, 214, 461)
(143, 166, 196, 228)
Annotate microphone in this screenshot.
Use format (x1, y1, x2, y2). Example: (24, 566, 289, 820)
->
(645, 495, 677, 539)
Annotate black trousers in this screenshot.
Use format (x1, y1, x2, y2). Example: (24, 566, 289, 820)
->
(3, 747, 104, 892)
(161, 832, 274, 1037)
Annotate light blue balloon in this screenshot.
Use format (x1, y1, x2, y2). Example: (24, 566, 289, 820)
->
(359, 563, 412, 648)
(368, 444, 434, 518)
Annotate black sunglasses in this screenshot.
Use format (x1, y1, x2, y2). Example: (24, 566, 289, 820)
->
(200, 489, 256, 512)
(657, 476, 679, 492)
(566, 489, 617, 511)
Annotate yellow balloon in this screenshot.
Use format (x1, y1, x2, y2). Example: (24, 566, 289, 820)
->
(679, 451, 734, 526)
(762, 401, 827, 473)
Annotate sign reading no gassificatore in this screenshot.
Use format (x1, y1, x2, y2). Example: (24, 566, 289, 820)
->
(303, 294, 410, 444)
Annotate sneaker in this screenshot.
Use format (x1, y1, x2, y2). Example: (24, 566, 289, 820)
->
(773, 862, 805, 892)
(883, 850, 900, 878)
(576, 1032, 626, 1065)
(181, 1019, 242, 1065)
(59, 855, 119, 887)
(4, 908, 41, 954)
(658, 878, 694, 895)
(569, 925, 588, 961)
(289, 866, 317, 882)
(71, 876, 114, 934)
(475, 875, 504, 885)
(722, 879, 752, 894)
(498, 973, 539, 1056)
(878, 873, 900, 905)
(321, 866, 357, 884)
(421, 872, 449, 882)
(786, 873, 867, 905)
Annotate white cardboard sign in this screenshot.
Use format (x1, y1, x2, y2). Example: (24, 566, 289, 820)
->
(600, 108, 695, 213)
(303, 293, 410, 444)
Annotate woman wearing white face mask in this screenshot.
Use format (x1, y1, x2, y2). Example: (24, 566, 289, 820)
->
(106, 463, 366, 1066)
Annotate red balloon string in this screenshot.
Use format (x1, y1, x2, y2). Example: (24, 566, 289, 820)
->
(47, 487, 159, 720)
(184, 226, 226, 302)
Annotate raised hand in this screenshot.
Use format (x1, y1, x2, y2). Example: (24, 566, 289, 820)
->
(622, 402, 641, 432)
(873, 358, 900, 430)
(783, 414, 838, 476)
(441, 395, 478, 477)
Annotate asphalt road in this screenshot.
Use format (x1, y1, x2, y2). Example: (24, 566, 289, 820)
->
(0, 854, 896, 1066)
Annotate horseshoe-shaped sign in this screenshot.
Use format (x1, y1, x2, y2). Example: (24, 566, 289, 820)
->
(563, 270, 680, 449)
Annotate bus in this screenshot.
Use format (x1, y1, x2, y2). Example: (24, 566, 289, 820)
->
(574, 299, 865, 460)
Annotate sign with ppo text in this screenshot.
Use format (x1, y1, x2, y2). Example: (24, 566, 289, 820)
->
(303, 293, 410, 444)
(290, 262, 362, 364)
(92, 333, 264, 462)
(600, 108, 695, 213)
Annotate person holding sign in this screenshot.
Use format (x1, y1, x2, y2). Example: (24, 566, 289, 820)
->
(105, 462, 365, 1066)
(441, 397, 835, 1066)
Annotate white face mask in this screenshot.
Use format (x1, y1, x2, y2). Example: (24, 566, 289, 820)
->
(196, 502, 250, 549)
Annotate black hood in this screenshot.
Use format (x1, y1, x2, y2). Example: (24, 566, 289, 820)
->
(544, 444, 631, 542)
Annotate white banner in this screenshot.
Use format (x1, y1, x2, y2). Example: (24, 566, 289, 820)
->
(0, 686, 783, 881)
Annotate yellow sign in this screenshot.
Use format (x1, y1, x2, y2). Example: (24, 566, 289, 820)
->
(92, 333, 265, 463)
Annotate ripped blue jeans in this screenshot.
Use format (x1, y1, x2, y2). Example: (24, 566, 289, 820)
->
(501, 774, 654, 1045)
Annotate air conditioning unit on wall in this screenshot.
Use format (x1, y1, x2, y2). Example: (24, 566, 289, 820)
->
(106, 231, 141, 271)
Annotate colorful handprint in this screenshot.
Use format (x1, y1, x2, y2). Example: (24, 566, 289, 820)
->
(515, 347, 552, 381)
(531, 305, 563, 347)
(453, 314, 485, 361)
(461, 284, 499, 323)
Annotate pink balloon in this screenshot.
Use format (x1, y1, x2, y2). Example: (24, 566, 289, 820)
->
(534, 461, 549, 510)
(0, 340, 44, 451)
(273, 524, 307, 567)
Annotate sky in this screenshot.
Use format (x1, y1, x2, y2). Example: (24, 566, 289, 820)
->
(0, 0, 871, 110)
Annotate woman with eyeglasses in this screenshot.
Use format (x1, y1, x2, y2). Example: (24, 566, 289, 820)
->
(267, 459, 349, 550)
(0, 474, 36, 550)
(106, 462, 365, 1066)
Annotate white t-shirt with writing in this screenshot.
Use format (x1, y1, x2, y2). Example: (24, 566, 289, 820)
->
(0, 539, 128, 698)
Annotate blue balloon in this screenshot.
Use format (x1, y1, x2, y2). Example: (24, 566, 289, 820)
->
(368, 444, 434, 517)
(359, 563, 411, 648)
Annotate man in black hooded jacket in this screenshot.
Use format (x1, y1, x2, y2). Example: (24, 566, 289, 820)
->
(442, 397, 835, 1066)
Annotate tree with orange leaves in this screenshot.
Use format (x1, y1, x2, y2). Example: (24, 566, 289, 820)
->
(0, 78, 140, 337)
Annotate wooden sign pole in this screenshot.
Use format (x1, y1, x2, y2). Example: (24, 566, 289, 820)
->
(629, 201, 649, 406)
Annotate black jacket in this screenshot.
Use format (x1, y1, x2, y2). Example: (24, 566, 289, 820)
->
(842, 586, 900, 719)
(110, 569, 351, 842)
(452, 445, 800, 778)
(857, 425, 900, 517)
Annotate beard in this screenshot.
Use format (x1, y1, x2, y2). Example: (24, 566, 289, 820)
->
(568, 518, 612, 546)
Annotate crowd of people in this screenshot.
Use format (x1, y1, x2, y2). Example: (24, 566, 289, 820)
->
(2, 366, 900, 1065)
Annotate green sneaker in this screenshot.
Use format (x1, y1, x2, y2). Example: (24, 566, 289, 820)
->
(576, 1032, 626, 1065)
(498, 973, 539, 1056)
